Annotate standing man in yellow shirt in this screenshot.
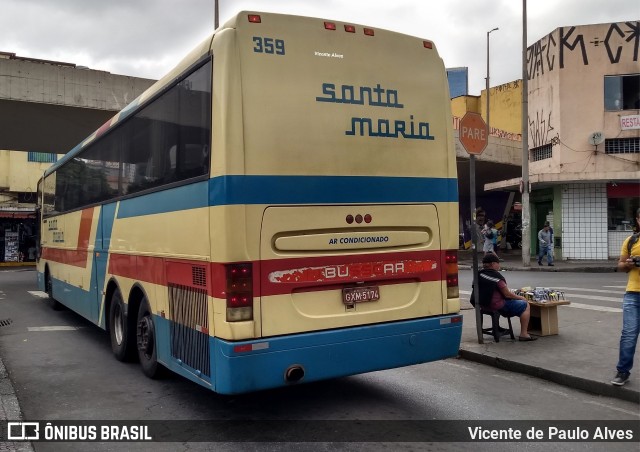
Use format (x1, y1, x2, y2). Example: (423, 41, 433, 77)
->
(612, 208, 640, 386)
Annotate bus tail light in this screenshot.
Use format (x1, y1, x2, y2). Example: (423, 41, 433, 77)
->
(226, 263, 253, 321)
(248, 15, 261, 23)
(364, 28, 375, 36)
(445, 250, 459, 298)
(423, 41, 433, 49)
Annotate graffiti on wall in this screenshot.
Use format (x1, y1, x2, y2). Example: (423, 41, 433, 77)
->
(529, 109, 559, 148)
(528, 21, 639, 80)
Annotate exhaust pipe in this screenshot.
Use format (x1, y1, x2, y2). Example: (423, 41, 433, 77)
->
(285, 365, 305, 383)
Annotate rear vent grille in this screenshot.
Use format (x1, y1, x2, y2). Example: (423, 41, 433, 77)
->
(192, 266, 207, 287)
(0, 319, 12, 327)
(168, 284, 210, 377)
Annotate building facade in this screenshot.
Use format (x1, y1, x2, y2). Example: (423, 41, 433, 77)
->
(490, 20, 640, 259)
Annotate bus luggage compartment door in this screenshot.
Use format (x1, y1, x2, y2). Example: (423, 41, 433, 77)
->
(259, 205, 444, 337)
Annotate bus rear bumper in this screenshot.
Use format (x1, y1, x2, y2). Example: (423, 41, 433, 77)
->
(212, 315, 462, 395)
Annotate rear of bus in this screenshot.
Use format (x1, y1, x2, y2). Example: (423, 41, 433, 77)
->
(210, 12, 461, 394)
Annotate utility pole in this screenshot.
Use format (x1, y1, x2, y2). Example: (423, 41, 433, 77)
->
(486, 28, 498, 133)
(521, 0, 531, 266)
(215, 0, 219, 29)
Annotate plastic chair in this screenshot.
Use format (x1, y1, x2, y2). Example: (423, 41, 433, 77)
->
(480, 309, 515, 342)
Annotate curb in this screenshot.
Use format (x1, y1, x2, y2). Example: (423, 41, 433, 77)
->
(458, 349, 640, 405)
(0, 357, 35, 451)
(458, 264, 616, 273)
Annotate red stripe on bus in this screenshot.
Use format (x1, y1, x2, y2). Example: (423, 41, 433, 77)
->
(41, 247, 89, 267)
(108, 254, 167, 286)
(41, 208, 94, 268)
(257, 250, 443, 297)
(78, 208, 94, 249)
(106, 250, 447, 298)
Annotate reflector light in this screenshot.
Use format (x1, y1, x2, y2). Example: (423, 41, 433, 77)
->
(234, 344, 252, 353)
(423, 41, 433, 49)
(451, 316, 462, 323)
(324, 22, 337, 30)
(364, 214, 372, 224)
(248, 14, 261, 23)
(344, 25, 356, 33)
(355, 214, 363, 224)
(346, 214, 354, 224)
(233, 342, 270, 353)
(364, 28, 375, 36)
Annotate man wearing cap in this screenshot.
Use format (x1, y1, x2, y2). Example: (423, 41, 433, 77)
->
(472, 254, 537, 341)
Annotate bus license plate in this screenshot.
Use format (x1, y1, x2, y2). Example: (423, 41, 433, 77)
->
(342, 286, 380, 304)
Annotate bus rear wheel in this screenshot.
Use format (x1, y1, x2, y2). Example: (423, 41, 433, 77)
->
(45, 270, 62, 311)
(136, 298, 164, 379)
(109, 289, 136, 362)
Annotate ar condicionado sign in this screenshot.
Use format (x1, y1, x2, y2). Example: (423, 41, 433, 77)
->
(459, 112, 488, 155)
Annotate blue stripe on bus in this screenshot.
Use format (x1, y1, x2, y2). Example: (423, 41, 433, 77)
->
(117, 182, 210, 218)
(210, 175, 458, 206)
(93, 203, 118, 327)
(155, 314, 462, 394)
(116, 176, 457, 218)
(210, 315, 462, 395)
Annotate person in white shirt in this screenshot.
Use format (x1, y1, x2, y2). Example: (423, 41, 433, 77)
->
(537, 222, 554, 266)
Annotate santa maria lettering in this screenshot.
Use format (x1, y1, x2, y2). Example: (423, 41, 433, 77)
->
(316, 82, 435, 140)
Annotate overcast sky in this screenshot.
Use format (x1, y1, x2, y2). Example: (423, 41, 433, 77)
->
(3, 0, 639, 95)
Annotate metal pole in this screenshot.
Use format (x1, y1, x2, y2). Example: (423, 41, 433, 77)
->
(521, 0, 531, 266)
(486, 28, 499, 135)
(470, 154, 483, 344)
(215, 0, 219, 29)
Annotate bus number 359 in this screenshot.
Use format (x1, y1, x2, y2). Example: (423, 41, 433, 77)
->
(253, 37, 285, 55)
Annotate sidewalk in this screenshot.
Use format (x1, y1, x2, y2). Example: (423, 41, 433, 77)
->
(457, 248, 618, 273)
(457, 248, 639, 404)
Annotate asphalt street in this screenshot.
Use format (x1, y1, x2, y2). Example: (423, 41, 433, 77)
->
(0, 268, 638, 451)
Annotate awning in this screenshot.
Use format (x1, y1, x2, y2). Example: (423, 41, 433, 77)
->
(0, 211, 35, 219)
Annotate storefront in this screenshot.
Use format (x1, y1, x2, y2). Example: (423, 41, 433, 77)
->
(0, 209, 37, 263)
(607, 183, 640, 257)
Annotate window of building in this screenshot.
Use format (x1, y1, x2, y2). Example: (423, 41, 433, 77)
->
(530, 143, 552, 161)
(28, 152, 57, 163)
(608, 197, 640, 231)
(605, 138, 640, 154)
(604, 74, 640, 111)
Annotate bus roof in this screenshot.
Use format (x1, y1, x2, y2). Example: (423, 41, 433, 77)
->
(45, 11, 446, 178)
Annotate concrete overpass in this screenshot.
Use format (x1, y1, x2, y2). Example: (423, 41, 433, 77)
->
(454, 131, 522, 201)
(0, 52, 154, 154)
(0, 51, 523, 218)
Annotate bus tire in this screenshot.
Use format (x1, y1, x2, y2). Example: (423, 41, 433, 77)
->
(45, 269, 63, 311)
(109, 289, 136, 362)
(136, 298, 164, 379)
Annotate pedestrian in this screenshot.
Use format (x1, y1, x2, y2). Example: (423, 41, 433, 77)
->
(482, 220, 499, 259)
(611, 208, 640, 386)
(27, 245, 37, 261)
(537, 221, 554, 266)
(470, 253, 537, 341)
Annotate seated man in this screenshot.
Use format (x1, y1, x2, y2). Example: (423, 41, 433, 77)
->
(471, 254, 537, 341)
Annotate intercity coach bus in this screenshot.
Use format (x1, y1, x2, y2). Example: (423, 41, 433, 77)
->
(36, 11, 461, 394)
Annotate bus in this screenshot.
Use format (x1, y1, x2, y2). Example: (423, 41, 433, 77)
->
(36, 11, 461, 395)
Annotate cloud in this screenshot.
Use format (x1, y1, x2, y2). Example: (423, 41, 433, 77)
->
(3, 0, 638, 93)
